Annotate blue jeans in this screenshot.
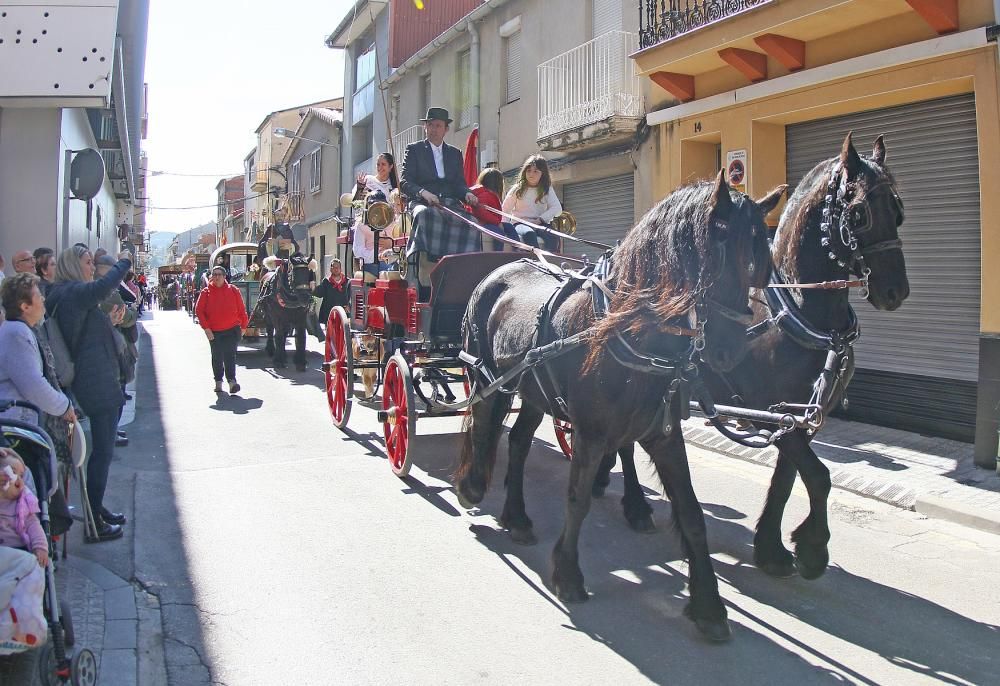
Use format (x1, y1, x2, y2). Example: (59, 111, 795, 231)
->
(87, 409, 120, 514)
(508, 222, 561, 252)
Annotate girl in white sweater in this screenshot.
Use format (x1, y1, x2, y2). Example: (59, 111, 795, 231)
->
(501, 155, 563, 252)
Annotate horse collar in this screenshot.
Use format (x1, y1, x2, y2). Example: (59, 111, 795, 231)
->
(760, 270, 860, 352)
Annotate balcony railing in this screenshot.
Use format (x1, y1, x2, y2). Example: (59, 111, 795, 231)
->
(387, 125, 424, 158)
(537, 31, 643, 140)
(639, 0, 772, 50)
(286, 191, 304, 221)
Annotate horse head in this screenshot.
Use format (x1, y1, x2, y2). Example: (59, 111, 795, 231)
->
(596, 172, 781, 374)
(833, 132, 909, 310)
(285, 253, 316, 293)
(696, 172, 783, 372)
(777, 132, 909, 312)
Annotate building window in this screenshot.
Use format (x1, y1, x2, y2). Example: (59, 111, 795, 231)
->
(419, 73, 432, 118)
(356, 41, 376, 92)
(320, 234, 326, 273)
(505, 31, 522, 104)
(289, 160, 302, 196)
(309, 148, 322, 193)
(310, 236, 316, 259)
(457, 49, 474, 129)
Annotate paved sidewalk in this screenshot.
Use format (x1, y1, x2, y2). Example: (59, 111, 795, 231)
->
(683, 415, 1000, 534)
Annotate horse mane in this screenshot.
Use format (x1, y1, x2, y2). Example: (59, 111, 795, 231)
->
(585, 180, 725, 366)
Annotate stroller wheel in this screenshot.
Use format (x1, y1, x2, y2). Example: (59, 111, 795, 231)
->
(36, 644, 59, 686)
(60, 598, 76, 647)
(71, 649, 98, 686)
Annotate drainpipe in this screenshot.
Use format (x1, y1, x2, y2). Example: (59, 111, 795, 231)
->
(468, 21, 480, 130)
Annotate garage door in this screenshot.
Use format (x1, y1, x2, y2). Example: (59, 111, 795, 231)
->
(561, 173, 635, 258)
(786, 93, 981, 440)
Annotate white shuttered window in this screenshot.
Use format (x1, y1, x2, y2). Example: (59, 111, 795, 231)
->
(593, 0, 623, 38)
(505, 30, 522, 103)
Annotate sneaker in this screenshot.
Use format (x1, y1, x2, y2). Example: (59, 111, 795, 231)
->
(228, 381, 241, 394)
(117, 430, 127, 438)
(84, 518, 124, 543)
(214, 381, 224, 393)
(115, 436, 129, 447)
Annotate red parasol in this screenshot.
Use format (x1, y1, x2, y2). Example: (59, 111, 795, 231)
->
(463, 126, 479, 187)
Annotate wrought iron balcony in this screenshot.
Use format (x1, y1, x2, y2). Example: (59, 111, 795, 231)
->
(639, 0, 772, 50)
(537, 31, 644, 144)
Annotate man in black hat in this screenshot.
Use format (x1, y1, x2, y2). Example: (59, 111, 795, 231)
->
(400, 107, 480, 299)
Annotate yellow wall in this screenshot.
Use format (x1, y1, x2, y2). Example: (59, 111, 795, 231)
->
(649, 47, 1000, 331)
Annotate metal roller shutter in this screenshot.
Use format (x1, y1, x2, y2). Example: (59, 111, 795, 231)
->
(593, 0, 623, 38)
(562, 174, 635, 258)
(786, 93, 980, 440)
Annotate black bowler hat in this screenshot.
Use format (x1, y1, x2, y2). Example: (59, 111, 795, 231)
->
(419, 107, 453, 124)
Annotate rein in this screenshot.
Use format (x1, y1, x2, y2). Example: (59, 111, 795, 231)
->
(478, 205, 615, 251)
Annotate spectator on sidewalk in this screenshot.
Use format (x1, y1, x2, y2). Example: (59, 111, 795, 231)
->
(95, 255, 139, 446)
(313, 259, 349, 338)
(10, 251, 35, 276)
(46, 245, 131, 543)
(0, 273, 76, 428)
(33, 249, 56, 297)
(195, 266, 248, 395)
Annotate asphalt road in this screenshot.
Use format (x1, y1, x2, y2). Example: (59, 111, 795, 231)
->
(132, 310, 1000, 686)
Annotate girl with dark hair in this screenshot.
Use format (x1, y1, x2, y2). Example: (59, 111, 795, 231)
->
(469, 168, 518, 250)
(354, 152, 398, 201)
(501, 154, 563, 251)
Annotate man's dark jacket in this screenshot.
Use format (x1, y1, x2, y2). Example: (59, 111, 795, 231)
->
(46, 259, 130, 415)
(400, 140, 470, 203)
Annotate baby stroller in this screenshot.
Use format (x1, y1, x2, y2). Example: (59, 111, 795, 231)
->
(0, 400, 97, 685)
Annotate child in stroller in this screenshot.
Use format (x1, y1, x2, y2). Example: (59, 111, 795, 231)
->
(0, 399, 97, 684)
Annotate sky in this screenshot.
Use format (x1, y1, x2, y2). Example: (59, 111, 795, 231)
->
(142, 0, 355, 236)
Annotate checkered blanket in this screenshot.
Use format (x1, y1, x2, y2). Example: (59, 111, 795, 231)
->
(405, 201, 482, 260)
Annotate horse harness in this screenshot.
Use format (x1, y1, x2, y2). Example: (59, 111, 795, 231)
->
(261, 257, 313, 309)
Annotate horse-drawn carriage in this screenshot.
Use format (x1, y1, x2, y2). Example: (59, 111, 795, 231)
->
(321, 134, 909, 642)
(156, 264, 187, 311)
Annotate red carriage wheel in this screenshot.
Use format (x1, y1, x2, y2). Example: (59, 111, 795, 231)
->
(324, 306, 354, 429)
(382, 352, 417, 477)
(553, 418, 573, 460)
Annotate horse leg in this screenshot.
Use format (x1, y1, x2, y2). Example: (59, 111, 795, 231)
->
(592, 453, 614, 497)
(499, 404, 545, 545)
(274, 319, 288, 368)
(264, 308, 276, 358)
(455, 392, 512, 508)
(779, 430, 831, 580)
(753, 453, 798, 578)
(551, 438, 605, 603)
(642, 429, 730, 642)
(618, 444, 655, 533)
(294, 315, 307, 371)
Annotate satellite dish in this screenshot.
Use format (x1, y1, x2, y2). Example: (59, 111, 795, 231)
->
(69, 148, 106, 201)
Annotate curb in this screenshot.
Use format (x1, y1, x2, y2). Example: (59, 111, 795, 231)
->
(59, 556, 168, 686)
(681, 422, 1000, 537)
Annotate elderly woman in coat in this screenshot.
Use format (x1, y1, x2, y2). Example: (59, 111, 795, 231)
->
(0, 273, 77, 426)
(45, 245, 131, 543)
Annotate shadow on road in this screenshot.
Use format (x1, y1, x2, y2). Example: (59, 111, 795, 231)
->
(209, 394, 264, 414)
(400, 429, 998, 685)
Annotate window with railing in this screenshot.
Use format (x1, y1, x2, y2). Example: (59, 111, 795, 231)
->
(638, 0, 772, 50)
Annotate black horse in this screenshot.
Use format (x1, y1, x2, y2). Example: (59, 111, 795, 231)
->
(260, 252, 316, 371)
(455, 174, 784, 641)
(598, 132, 910, 580)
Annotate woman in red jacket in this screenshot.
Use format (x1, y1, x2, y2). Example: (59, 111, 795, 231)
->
(195, 266, 249, 394)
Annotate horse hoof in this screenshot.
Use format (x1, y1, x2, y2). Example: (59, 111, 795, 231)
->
(455, 481, 484, 509)
(508, 527, 537, 546)
(296, 364, 306, 372)
(755, 559, 797, 578)
(683, 604, 732, 643)
(554, 581, 589, 604)
(794, 553, 829, 581)
(627, 514, 657, 534)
